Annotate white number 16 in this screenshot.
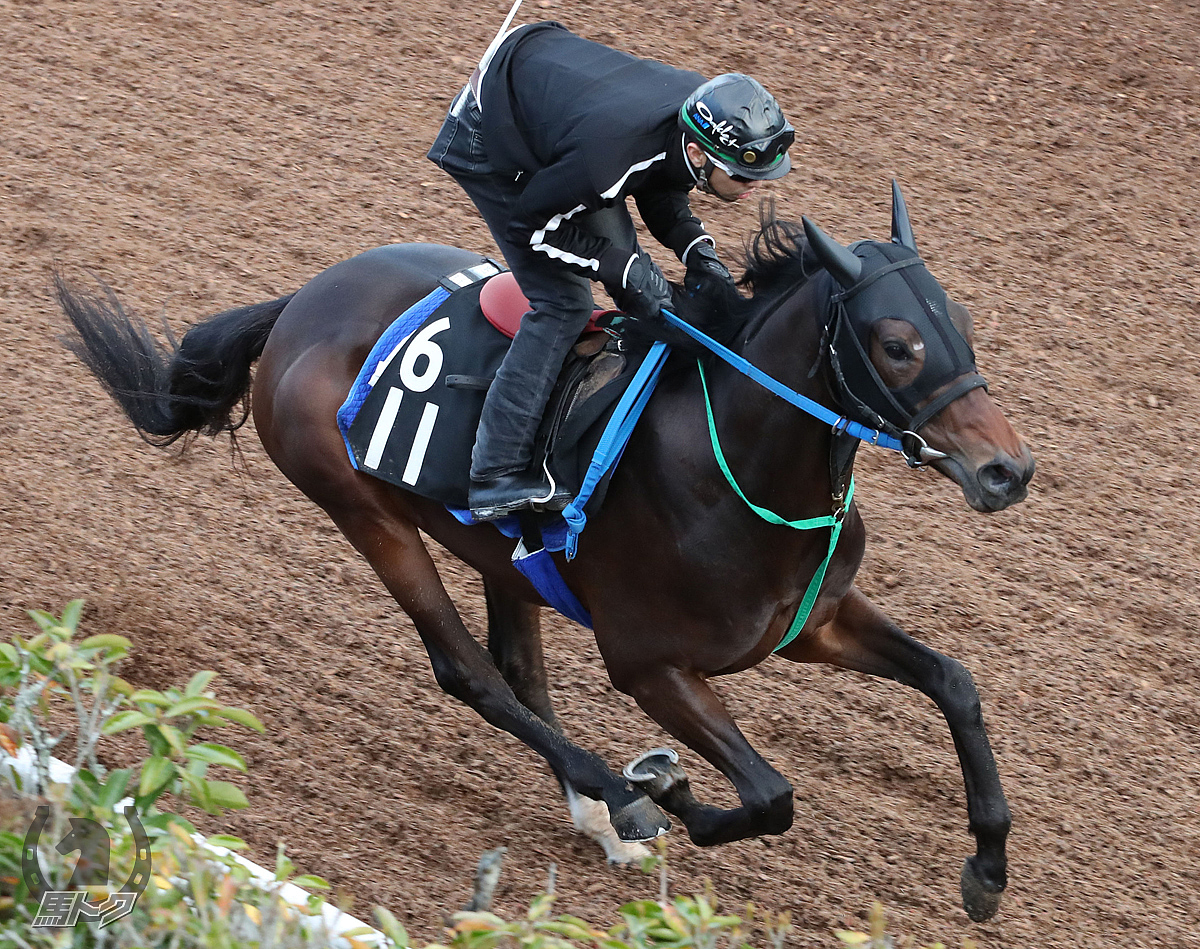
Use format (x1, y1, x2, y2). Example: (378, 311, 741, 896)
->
(363, 316, 451, 481)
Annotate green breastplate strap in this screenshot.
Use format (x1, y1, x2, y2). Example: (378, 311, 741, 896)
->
(697, 360, 854, 653)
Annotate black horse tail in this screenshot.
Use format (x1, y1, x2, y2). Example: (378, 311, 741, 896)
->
(55, 271, 295, 446)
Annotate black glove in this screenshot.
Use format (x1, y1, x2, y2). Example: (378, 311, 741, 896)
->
(685, 240, 734, 291)
(615, 252, 673, 323)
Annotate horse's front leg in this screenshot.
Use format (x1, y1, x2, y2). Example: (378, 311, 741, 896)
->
(614, 665, 794, 846)
(778, 586, 1010, 922)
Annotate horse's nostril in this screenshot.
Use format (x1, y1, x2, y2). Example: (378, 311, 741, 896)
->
(980, 462, 1018, 494)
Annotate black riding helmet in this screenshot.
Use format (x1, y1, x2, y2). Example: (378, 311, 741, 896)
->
(679, 74, 794, 181)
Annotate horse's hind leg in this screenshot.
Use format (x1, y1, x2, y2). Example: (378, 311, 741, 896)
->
(317, 488, 668, 843)
(778, 586, 1010, 922)
(483, 581, 650, 864)
(484, 582, 558, 727)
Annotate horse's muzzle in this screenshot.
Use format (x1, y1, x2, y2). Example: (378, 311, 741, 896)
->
(956, 447, 1035, 512)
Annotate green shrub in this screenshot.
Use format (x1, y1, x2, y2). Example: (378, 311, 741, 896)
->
(0, 600, 334, 948)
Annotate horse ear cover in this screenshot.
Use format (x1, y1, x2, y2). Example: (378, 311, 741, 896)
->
(802, 217, 862, 288)
(890, 179, 918, 251)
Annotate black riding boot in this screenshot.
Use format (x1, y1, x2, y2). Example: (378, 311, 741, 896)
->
(468, 467, 573, 521)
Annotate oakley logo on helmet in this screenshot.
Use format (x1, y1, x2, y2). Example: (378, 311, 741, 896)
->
(692, 100, 741, 149)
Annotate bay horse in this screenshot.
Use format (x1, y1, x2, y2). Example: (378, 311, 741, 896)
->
(57, 184, 1033, 922)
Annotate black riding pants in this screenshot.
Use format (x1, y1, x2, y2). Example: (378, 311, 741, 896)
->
(429, 85, 639, 480)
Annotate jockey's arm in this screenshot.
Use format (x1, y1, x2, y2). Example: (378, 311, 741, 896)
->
(633, 189, 713, 267)
(506, 157, 647, 298)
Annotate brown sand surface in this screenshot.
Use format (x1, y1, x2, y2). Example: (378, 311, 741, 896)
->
(2, 1, 1198, 945)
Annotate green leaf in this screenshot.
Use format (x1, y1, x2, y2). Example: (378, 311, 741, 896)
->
(619, 900, 663, 919)
(139, 756, 177, 798)
(204, 834, 248, 851)
(187, 713, 227, 731)
(165, 696, 222, 718)
(21, 633, 48, 654)
(205, 780, 248, 811)
(76, 769, 102, 794)
(184, 670, 217, 698)
(144, 812, 195, 835)
(452, 911, 508, 931)
(0, 643, 18, 669)
(62, 656, 95, 674)
(70, 776, 100, 814)
(45, 641, 72, 662)
(137, 813, 172, 835)
(184, 743, 247, 772)
(79, 634, 132, 654)
(373, 907, 411, 948)
(528, 893, 555, 920)
(98, 769, 132, 810)
(291, 874, 331, 890)
(142, 724, 169, 758)
(108, 675, 135, 697)
(275, 848, 295, 882)
(537, 922, 596, 940)
(211, 707, 266, 732)
(26, 610, 58, 633)
(102, 710, 157, 734)
(130, 689, 172, 707)
(60, 600, 85, 632)
(158, 723, 187, 757)
(178, 769, 215, 813)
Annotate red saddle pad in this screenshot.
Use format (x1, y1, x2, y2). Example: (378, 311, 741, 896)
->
(479, 271, 610, 339)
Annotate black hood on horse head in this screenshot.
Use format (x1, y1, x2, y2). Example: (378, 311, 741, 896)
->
(829, 239, 979, 430)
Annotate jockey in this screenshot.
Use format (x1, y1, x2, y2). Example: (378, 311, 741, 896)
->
(427, 18, 795, 521)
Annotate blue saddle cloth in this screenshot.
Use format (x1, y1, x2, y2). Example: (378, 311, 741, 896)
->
(337, 271, 670, 627)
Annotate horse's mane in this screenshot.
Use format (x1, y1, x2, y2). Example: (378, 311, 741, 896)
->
(738, 199, 822, 295)
(667, 200, 821, 349)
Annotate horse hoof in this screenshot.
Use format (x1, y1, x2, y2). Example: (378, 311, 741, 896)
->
(608, 794, 671, 843)
(606, 840, 653, 865)
(623, 748, 686, 798)
(564, 786, 653, 864)
(960, 857, 1004, 922)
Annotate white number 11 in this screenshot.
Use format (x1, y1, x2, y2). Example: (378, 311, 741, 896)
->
(362, 317, 451, 483)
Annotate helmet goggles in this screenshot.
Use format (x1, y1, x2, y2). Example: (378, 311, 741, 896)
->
(703, 126, 795, 181)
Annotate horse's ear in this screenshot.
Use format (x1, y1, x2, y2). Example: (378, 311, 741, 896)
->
(802, 216, 862, 288)
(890, 179, 918, 251)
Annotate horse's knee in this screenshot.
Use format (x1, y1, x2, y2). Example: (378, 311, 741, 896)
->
(931, 657, 985, 722)
(426, 649, 495, 709)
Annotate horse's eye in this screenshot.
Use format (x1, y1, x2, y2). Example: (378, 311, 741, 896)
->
(883, 341, 911, 361)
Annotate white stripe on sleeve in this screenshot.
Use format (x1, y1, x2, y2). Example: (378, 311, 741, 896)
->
(527, 152, 668, 270)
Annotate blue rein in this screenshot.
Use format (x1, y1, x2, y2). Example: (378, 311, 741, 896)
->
(660, 308, 904, 452)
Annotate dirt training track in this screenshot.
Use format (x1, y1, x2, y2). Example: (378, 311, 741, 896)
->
(2, 1, 1198, 945)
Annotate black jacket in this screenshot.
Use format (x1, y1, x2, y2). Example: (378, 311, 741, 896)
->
(477, 22, 710, 286)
